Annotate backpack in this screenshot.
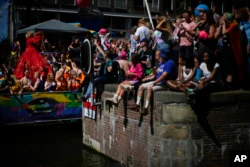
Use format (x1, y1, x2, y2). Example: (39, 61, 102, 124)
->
(111, 60, 120, 83)
(117, 68, 126, 84)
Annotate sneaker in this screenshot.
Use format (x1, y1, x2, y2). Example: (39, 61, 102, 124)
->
(128, 104, 140, 112)
(188, 92, 196, 104)
(106, 97, 118, 104)
(188, 92, 195, 99)
(140, 107, 148, 115)
(77, 96, 88, 102)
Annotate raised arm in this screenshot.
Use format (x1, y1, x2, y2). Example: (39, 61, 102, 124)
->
(94, 39, 105, 56)
(156, 18, 171, 34)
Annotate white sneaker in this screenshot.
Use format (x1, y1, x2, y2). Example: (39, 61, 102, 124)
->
(107, 97, 118, 104)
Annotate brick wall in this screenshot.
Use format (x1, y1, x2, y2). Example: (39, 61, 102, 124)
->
(82, 84, 250, 167)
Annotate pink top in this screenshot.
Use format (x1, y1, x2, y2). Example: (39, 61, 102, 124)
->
(179, 21, 197, 46)
(127, 63, 144, 81)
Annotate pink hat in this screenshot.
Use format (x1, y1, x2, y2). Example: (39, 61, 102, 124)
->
(99, 28, 106, 35)
(119, 51, 127, 59)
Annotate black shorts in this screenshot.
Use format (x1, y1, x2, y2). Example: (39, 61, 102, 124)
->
(179, 45, 194, 62)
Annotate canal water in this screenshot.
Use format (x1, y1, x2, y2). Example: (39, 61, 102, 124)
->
(0, 121, 121, 167)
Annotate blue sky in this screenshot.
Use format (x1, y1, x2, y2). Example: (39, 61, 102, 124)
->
(0, 0, 8, 42)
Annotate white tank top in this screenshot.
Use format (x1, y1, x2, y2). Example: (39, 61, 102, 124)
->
(182, 66, 193, 80)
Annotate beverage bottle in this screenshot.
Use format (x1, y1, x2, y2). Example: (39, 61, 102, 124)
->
(146, 55, 151, 68)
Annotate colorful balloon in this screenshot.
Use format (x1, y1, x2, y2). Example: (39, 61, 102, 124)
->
(76, 0, 91, 8)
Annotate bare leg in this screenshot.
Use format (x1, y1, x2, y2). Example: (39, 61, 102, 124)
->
(140, 86, 153, 114)
(137, 85, 145, 97)
(129, 85, 145, 112)
(166, 80, 182, 91)
(117, 81, 131, 96)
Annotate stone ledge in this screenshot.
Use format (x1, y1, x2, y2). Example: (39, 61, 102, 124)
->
(162, 104, 197, 124)
(156, 125, 189, 140)
(104, 84, 250, 104)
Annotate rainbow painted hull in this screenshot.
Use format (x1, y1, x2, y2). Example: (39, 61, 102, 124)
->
(0, 91, 82, 125)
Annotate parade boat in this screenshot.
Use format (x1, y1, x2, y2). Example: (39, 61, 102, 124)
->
(0, 91, 83, 125)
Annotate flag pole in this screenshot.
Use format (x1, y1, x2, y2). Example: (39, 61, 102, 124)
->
(144, 0, 154, 30)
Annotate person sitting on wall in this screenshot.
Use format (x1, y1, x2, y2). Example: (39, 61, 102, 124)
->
(185, 51, 222, 104)
(78, 38, 116, 102)
(115, 50, 131, 83)
(94, 52, 105, 77)
(137, 38, 154, 77)
(128, 50, 177, 114)
(166, 57, 197, 92)
(106, 53, 144, 106)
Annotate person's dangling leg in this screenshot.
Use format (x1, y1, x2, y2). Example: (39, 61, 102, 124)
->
(129, 81, 153, 112)
(80, 82, 93, 101)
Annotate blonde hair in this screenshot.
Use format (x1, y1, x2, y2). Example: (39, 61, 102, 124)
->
(25, 31, 34, 39)
(138, 18, 146, 25)
(155, 50, 161, 57)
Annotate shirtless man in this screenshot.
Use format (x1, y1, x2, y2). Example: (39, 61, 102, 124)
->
(19, 70, 32, 94)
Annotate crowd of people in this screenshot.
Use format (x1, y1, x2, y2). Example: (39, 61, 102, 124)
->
(1, 5, 250, 114)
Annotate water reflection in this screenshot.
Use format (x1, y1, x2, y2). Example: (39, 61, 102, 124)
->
(0, 121, 121, 167)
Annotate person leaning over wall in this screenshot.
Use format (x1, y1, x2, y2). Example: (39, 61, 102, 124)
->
(128, 50, 177, 115)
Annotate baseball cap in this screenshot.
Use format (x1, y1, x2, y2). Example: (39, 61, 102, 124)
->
(140, 38, 149, 44)
(159, 50, 169, 59)
(99, 28, 106, 35)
